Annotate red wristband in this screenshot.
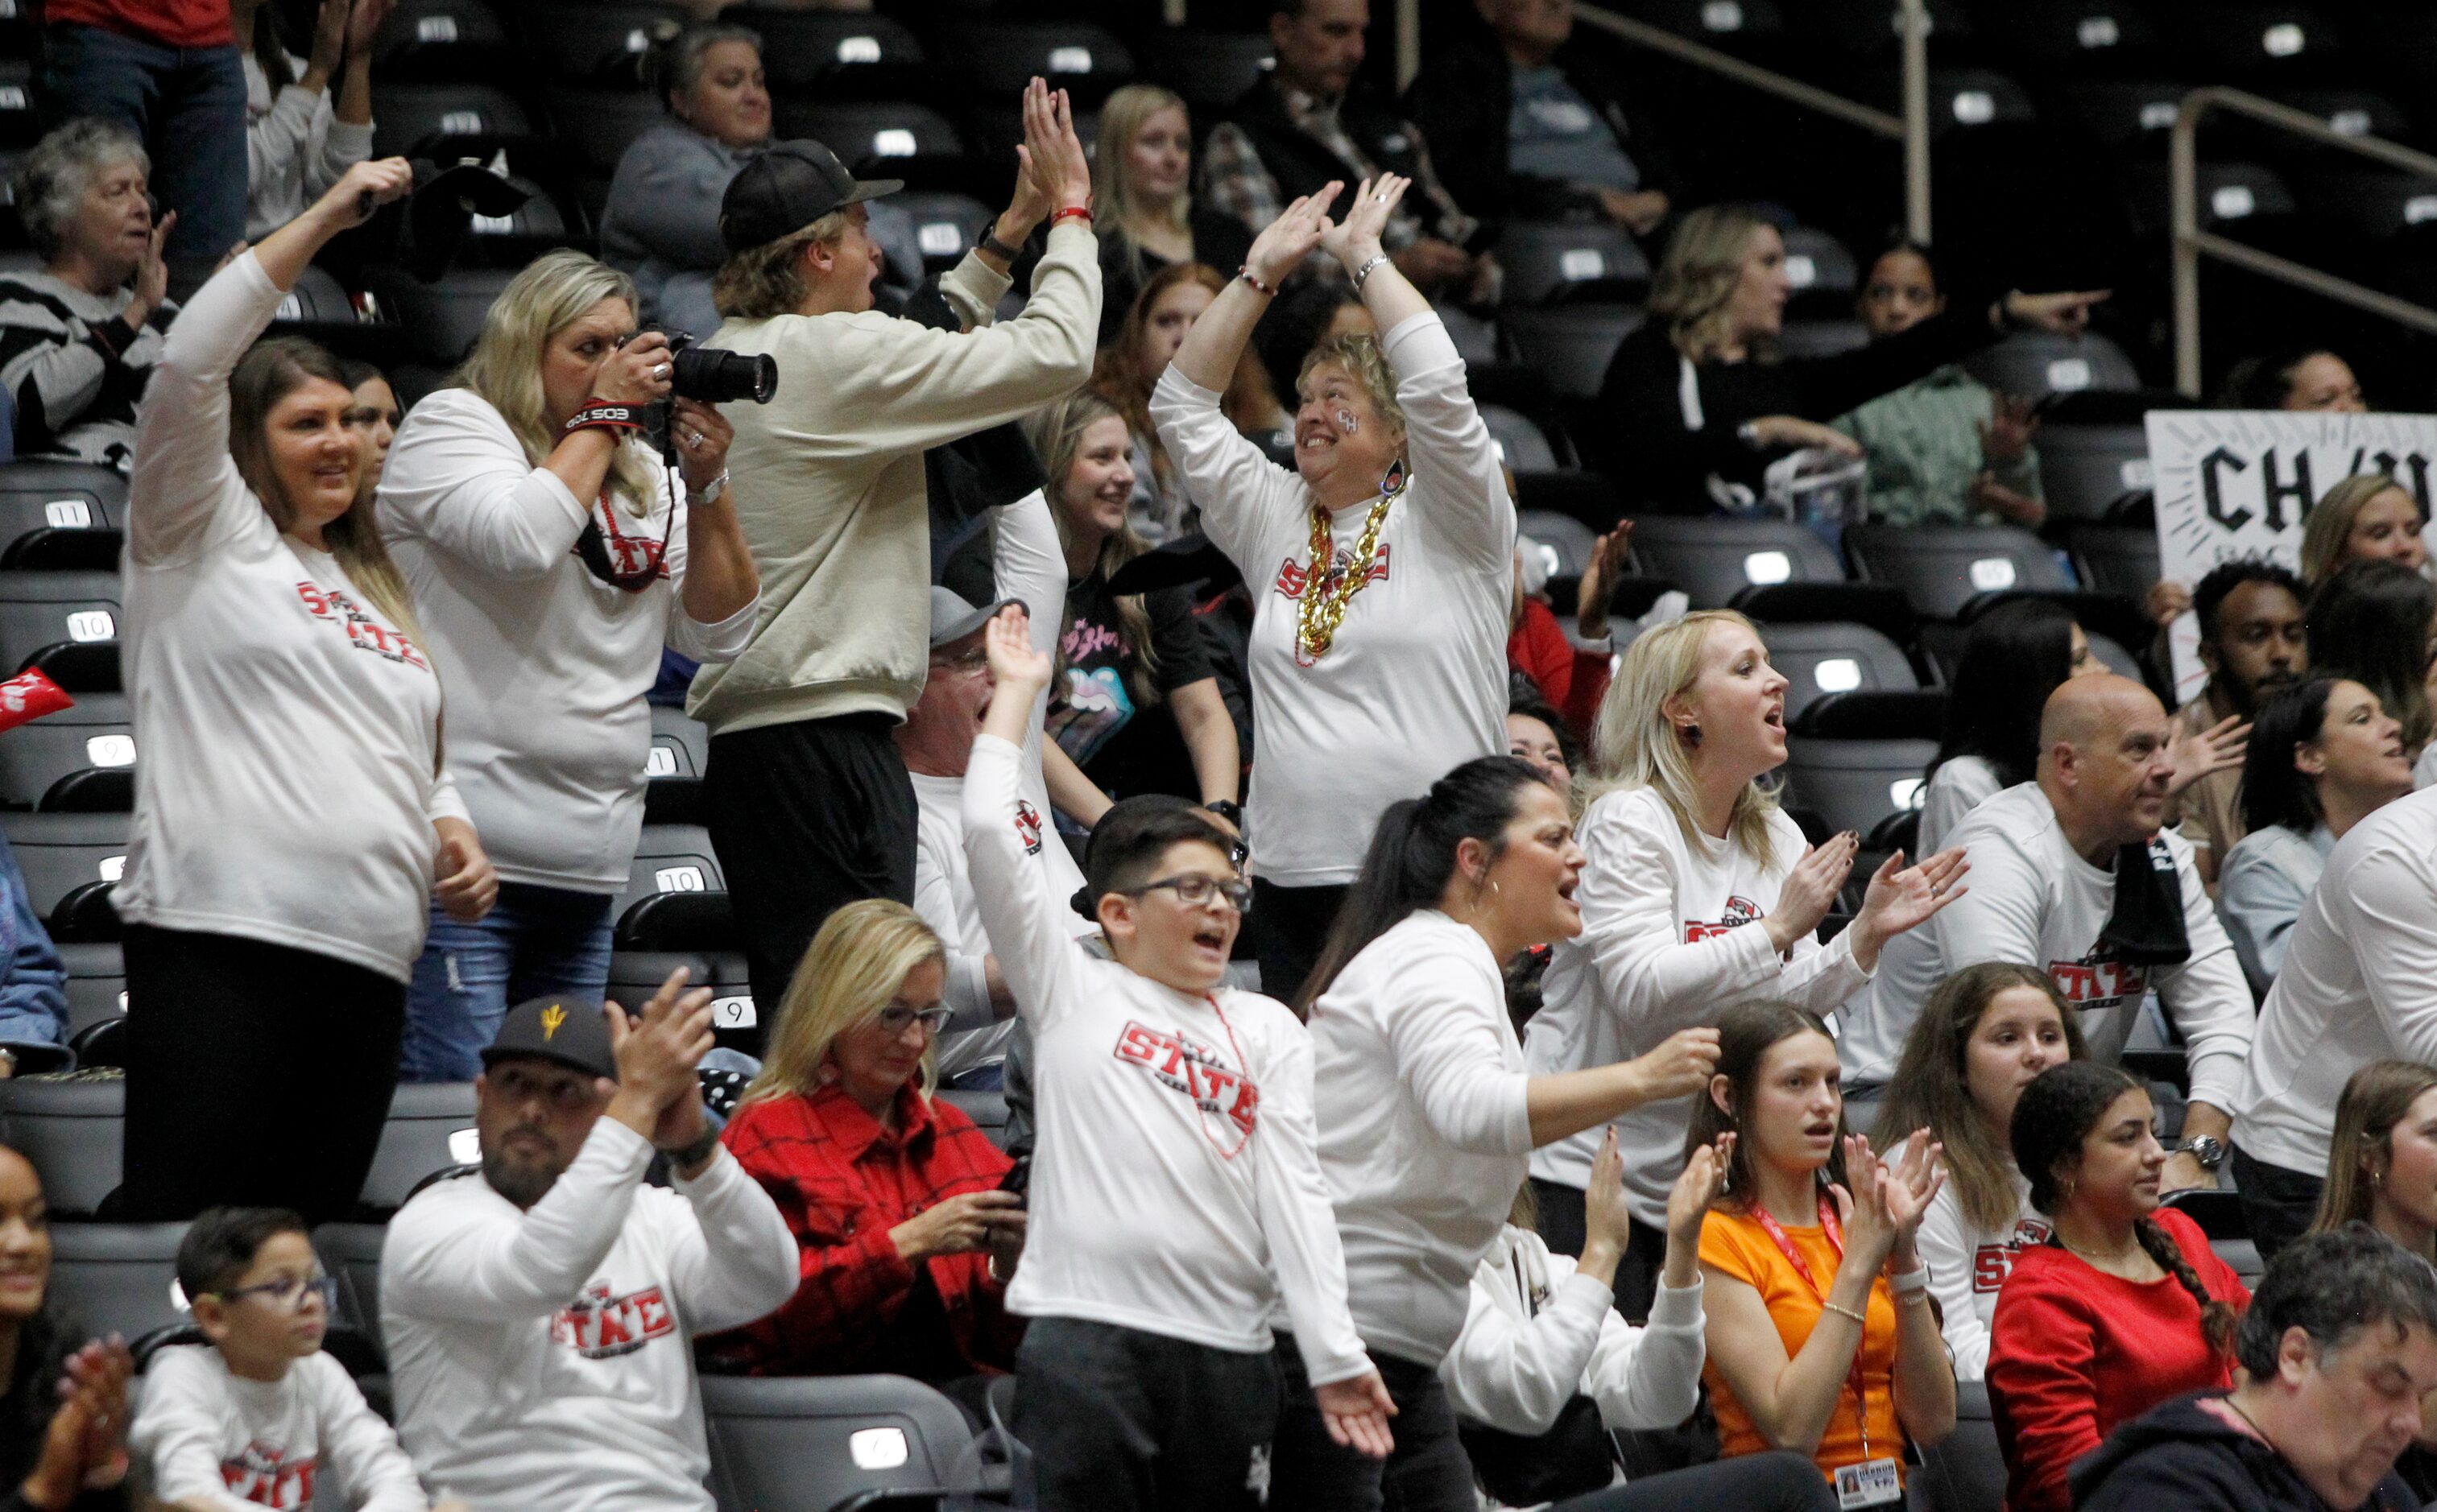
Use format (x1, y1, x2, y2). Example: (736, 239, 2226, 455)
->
(1048, 205, 1094, 230)
(1238, 265, 1277, 297)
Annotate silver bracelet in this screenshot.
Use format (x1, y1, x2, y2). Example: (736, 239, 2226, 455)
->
(1349, 252, 1390, 291)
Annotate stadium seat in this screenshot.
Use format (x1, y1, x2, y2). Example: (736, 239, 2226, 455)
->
(1780, 225, 1858, 316)
(362, 268, 517, 366)
(46, 879, 117, 944)
(648, 704, 709, 782)
(370, 83, 532, 159)
(621, 824, 722, 923)
(937, 1088, 1009, 1147)
(0, 461, 124, 552)
(726, 9, 924, 96)
(1775, 320, 1868, 359)
(2068, 524, 2163, 601)
(48, 1221, 188, 1339)
(1136, 30, 1272, 114)
(1779, 736, 1936, 836)
(1512, 471, 1622, 534)
(1960, 332, 2142, 401)
(0, 1076, 120, 1215)
(1517, 511, 1599, 582)
(937, 23, 1133, 102)
(0, 60, 33, 149)
(701, 1374, 974, 1512)
(314, 1222, 391, 1352)
(1911, 1380, 2004, 1512)
(780, 102, 961, 173)
(2038, 422, 2154, 522)
(0, 569, 117, 679)
(59, 940, 123, 1038)
(1628, 516, 1845, 609)
(2054, 78, 2198, 156)
(68, 1014, 122, 1071)
(1624, 0, 1790, 47)
(1927, 69, 2038, 138)
(1, 810, 126, 918)
(370, 0, 512, 81)
(519, 0, 687, 85)
(1495, 221, 1651, 305)
(1482, 404, 1559, 473)
(2123, 160, 2297, 241)
(1502, 306, 1643, 401)
(2183, 4, 2338, 80)
(1795, 688, 1947, 742)
(610, 949, 714, 1014)
(892, 191, 994, 272)
(1843, 523, 2071, 619)
(543, 89, 666, 177)
(2163, 1188, 2264, 1287)
(1758, 622, 1918, 726)
(0, 692, 131, 810)
(359, 1083, 478, 1212)
(271, 264, 358, 328)
(1978, 2, 2161, 68)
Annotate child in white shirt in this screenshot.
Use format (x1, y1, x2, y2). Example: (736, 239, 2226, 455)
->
(131, 1208, 454, 1512)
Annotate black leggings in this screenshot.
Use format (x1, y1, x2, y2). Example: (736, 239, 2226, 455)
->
(1272, 1336, 1474, 1512)
(1554, 1452, 1837, 1512)
(1248, 879, 1348, 1008)
(121, 925, 406, 1224)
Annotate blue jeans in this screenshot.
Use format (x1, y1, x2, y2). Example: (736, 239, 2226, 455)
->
(36, 24, 248, 283)
(401, 883, 615, 1083)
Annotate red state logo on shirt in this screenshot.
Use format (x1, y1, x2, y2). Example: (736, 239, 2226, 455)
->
(1683, 895, 1765, 943)
(292, 581, 429, 671)
(1112, 1020, 1260, 1137)
(1271, 543, 1392, 601)
(2046, 951, 2150, 1013)
(551, 1279, 677, 1359)
(221, 1440, 316, 1509)
(1970, 1217, 2054, 1294)
(1015, 799, 1045, 856)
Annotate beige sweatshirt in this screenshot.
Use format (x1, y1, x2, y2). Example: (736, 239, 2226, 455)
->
(689, 221, 1102, 735)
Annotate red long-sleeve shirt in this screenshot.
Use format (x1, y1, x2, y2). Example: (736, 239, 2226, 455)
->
(1506, 597, 1612, 740)
(42, 0, 234, 49)
(1986, 1208, 2249, 1512)
(701, 1082, 1023, 1378)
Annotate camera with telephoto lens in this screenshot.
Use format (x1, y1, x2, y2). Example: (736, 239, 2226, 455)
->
(664, 332, 778, 405)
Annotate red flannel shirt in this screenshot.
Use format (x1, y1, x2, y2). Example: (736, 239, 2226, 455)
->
(701, 1082, 1022, 1377)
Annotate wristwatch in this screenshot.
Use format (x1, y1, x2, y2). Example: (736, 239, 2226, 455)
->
(2174, 1135, 2227, 1171)
(669, 1122, 723, 1172)
(979, 225, 1022, 262)
(689, 469, 729, 506)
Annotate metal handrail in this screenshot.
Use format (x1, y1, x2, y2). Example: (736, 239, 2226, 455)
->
(2173, 86, 2437, 396)
(1573, 1, 1932, 242)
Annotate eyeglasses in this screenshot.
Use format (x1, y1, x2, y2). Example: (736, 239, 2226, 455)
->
(930, 647, 989, 674)
(217, 1273, 338, 1312)
(1131, 874, 1253, 912)
(875, 1004, 954, 1036)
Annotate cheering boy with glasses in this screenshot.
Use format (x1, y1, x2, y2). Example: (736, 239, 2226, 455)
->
(132, 1207, 463, 1511)
(963, 604, 1394, 1511)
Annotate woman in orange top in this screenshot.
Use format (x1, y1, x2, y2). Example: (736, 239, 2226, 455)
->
(1694, 1003, 1957, 1503)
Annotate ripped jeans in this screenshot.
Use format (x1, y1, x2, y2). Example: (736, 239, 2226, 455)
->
(400, 884, 614, 1082)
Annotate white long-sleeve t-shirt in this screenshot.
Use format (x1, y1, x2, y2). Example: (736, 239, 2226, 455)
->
(378, 388, 757, 894)
(961, 733, 1368, 1383)
(1839, 783, 2254, 1109)
(1310, 909, 1535, 1366)
(1525, 787, 1868, 1223)
(1910, 1167, 2046, 1383)
(114, 251, 467, 983)
(1149, 312, 1512, 886)
(132, 1345, 428, 1512)
(908, 490, 1088, 1026)
(1918, 754, 2000, 856)
(381, 1117, 796, 1512)
(241, 54, 373, 242)
(2236, 787, 2437, 1176)
(1440, 1225, 1706, 1438)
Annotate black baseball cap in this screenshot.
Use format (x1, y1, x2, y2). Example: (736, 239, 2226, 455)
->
(718, 140, 904, 254)
(482, 994, 619, 1081)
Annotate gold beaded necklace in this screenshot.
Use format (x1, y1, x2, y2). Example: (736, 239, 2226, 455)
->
(1294, 458, 1407, 665)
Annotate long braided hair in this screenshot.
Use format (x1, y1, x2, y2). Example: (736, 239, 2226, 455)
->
(2011, 1062, 2237, 1359)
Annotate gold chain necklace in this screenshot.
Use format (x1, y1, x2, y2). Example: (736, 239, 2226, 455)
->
(1294, 461, 1406, 665)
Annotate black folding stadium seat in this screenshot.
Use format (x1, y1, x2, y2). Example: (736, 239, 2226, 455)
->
(0, 692, 130, 810)
(49, 1224, 191, 1343)
(701, 1375, 976, 1512)
(0, 569, 116, 680)
(519, 1, 687, 85)
(648, 704, 709, 782)
(1628, 517, 1845, 610)
(619, 824, 724, 924)
(1911, 1381, 2005, 1512)
(1976, 1, 2161, 72)
(2067, 523, 2163, 601)
(1496, 221, 1650, 306)
(728, 9, 924, 98)
(1, 811, 126, 919)
(778, 102, 961, 176)
(0, 1078, 122, 1215)
(1502, 306, 1644, 403)
(1843, 523, 2071, 620)
(1136, 29, 1272, 116)
(2038, 422, 2154, 523)
(2177, 4, 2339, 82)
(2052, 78, 2195, 159)
(1927, 69, 2038, 138)
(2122, 160, 2298, 242)
(1758, 622, 1918, 728)
(0, 60, 33, 149)
(1960, 331, 2142, 403)
(313, 1222, 391, 1352)
(1517, 510, 1599, 583)
(1780, 735, 1935, 837)
(892, 191, 994, 273)
(359, 1082, 478, 1212)
(59, 940, 122, 1038)
(1780, 226, 1857, 318)
(610, 950, 714, 1019)
(0, 461, 123, 552)
(1775, 320, 1868, 359)
(362, 267, 516, 367)
(1481, 404, 1558, 473)
(937, 1088, 1009, 1149)
(541, 88, 666, 179)
(1619, 0, 1789, 48)
(370, 83, 532, 159)
(369, 0, 512, 82)
(936, 22, 1134, 104)
(271, 264, 358, 328)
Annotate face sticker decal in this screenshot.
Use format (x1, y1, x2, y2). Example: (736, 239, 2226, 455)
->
(1335, 407, 1359, 434)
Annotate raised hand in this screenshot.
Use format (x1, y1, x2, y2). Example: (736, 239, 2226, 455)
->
(307, 0, 352, 80)
(1315, 1370, 1398, 1460)
(324, 155, 413, 229)
(1876, 1129, 1944, 1259)
(1765, 833, 1858, 954)
(1583, 1128, 1636, 1265)
(2001, 289, 2111, 337)
(344, 0, 395, 58)
(1978, 391, 2040, 466)
(1625, 1027, 1722, 1106)
(983, 603, 1050, 695)
(1847, 847, 1968, 967)
(1575, 520, 1636, 639)
(126, 211, 174, 328)
(2146, 580, 2194, 627)
(1665, 1131, 1733, 1257)
(1014, 77, 1091, 225)
(1833, 1134, 1901, 1272)
(1244, 184, 1343, 290)
(670, 397, 734, 494)
(1320, 173, 1408, 269)
(2166, 713, 2249, 799)
(603, 966, 717, 1144)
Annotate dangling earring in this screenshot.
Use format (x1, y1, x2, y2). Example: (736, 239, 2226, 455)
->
(1677, 721, 1701, 747)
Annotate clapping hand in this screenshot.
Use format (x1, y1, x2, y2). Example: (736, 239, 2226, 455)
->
(1005, 77, 1090, 240)
(1847, 848, 1968, 967)
(1319, 174, 1407, 271)
(983, 603, 1050, 697)
(604, 966, 717, 1151)
(1664, 1130, 1733, 1268)
(1765, 833, 1859, 954)
(1244, 184, 1342, 291)
(1574, 520, 1635, 640)
(344, 0, 395, 59)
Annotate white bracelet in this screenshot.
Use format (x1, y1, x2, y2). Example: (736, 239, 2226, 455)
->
(1890, 1266, 1930, 1295)
(1349, 252, 1390, 291)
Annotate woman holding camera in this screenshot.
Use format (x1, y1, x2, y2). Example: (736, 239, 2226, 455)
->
(378, 247, 759, 1082)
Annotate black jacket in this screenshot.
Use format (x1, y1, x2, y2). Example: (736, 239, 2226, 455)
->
(1401, 35, 1677, 225)
(1592, 298, 2002, 510)
(2073, 1391, 2418, 1512)
(1220, 76, 1475, 249)
(1097, 209, 1254, 345)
